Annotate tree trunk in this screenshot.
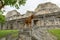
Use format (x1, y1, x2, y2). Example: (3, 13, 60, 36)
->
(0, 0, 5, 9)
(1, 23, 3, 30)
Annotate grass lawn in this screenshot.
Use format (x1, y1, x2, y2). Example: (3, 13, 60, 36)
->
(0, 30, 19, 38)
(48, 29, 60, 40)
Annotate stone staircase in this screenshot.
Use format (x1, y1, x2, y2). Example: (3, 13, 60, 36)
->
(32, 26, 57, 40)
(18, 26, 57, 40)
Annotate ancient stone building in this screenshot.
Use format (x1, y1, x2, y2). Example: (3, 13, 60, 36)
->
(34, 2, 60, 28)
(1, 2, 60, 40)
(1, 2, 60, 30)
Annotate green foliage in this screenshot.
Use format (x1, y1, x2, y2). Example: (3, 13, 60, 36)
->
(0, 30, 18, 38)
(0, 0, 26, 23)
(0, 15, 5, 23)
(48, 29, 60, 40)
(0, 10, 3, 14)
(3, 0, 17, 5)
(0, 10, 5, 23)
(0, 0, 26, 9)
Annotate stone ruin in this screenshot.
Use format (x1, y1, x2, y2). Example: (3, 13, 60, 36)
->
(0, 2, 60, 40)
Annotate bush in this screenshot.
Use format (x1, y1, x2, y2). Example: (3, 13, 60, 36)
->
(48, 29, 60, 40)
(0, 30, 18, 38)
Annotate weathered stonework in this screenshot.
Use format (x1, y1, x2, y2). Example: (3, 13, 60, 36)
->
(1, 2, 60, 40)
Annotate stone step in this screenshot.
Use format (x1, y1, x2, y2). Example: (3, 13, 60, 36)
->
(32, 27, 56, 40)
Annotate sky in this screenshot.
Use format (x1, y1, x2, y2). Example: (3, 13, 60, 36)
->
(3, 0, 60, 15)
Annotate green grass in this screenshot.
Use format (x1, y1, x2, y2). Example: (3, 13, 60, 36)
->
(0, 30, 18, 38)
(48, 29, 60, 40)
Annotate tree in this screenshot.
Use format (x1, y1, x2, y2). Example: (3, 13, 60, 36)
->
(0, 0, 26, 9)
(0, 0, 26, 29)
(0, 10, 5, 30)
(0, 0, 26, 40)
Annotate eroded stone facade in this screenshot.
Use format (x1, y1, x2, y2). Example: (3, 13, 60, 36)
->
(2, 2, 60, 30)
(1, 2, 60, 40)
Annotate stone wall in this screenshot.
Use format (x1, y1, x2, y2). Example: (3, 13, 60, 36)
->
(0, 34, 17, 40)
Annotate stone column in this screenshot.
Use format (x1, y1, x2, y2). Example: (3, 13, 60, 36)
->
(0, 23, 1, 30)
(14, 20, 19, 29)
(31, 19, 34, 27)
(43, 15, 46, 27)
(53, 16, 56, 26)
(16, 19, 18, 28)
(6, 22, 8, 30)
